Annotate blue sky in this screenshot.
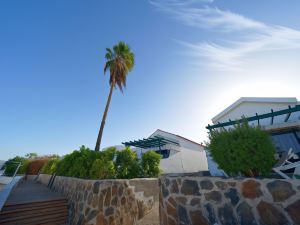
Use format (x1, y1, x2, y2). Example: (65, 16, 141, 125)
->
(1, 0, 300, 160)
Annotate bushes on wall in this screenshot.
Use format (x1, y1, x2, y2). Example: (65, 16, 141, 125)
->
(27, 159, 50, 175)
(4, 156, 30, 176)
(115, 147, 140, 179)
(8, 146, 162, 179)
(208, 121, 276, 177)
(89, 159, 116, 179)
(41, 158, 60, 175)
(56, 146, 101, 178)
(141, 151, 161, 177)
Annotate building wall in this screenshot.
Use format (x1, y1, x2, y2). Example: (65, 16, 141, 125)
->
(213, 102, 297, 124)
(159, 175, 300, 225)
(37, 174, 158, 225)
(150, 130, 208, 174)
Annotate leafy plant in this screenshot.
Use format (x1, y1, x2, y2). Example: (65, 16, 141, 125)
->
(115, 147, 140, 179)
(141, 151, 161, 177)
(4, 156, 30, 176)
(56, 145, 101, 178)
(41, 158, 60, 174)
(208, 121, 276, 177)
(89, 159, 115, 179)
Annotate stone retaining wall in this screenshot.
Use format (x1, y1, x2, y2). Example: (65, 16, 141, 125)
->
(159, 176, 300, 225)
(37, 174, 158, 225)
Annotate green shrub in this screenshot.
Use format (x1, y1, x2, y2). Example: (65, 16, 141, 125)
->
(56, 145, 101, 178)
(19, 160, 30, 174)
(41, 158, 60, 174)
(115, 147, 140, 179)
(208, 121, 276, 177)
(89, 159, 115, 179)
(141, 151, 161, 177)
(4, 156, 30, 176)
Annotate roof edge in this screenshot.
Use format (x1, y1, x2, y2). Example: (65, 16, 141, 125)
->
(212, 97, 298, 123)
(153, 129, 205, 147)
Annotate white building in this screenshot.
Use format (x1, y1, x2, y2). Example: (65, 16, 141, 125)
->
(123, 129, 208, 174)
(209, 97, 300, 153)
(207, 97, 300, 175)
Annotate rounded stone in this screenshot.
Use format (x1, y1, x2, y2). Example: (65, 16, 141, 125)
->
(257, 200, 289, 225)
(190, 198, 201, 207)
(215, 181, 228, 190)
(204, 191, 222, 203)
(177, 205, 190, 225)
(237, 202, 257, 225)
(93, 181, 100, 194)
(242, 180, 262, 199)
(181, 180, 200, 195)
(224, 188, 240, 206)
(170, 180, 179, 193)
(105, 207, 114, 216)
(200, 180, 214, 190)
(267, 180, 295, 202)
(218, 203, 237, 225)
(189, 210, 209, 225)
(285, 200, 300, 225)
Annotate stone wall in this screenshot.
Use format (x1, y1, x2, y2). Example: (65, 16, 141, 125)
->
(159, 175, 300, 225)
(37, 174, 158, 225)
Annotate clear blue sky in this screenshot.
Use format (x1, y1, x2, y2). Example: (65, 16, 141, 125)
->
(1, 0, 300, 160)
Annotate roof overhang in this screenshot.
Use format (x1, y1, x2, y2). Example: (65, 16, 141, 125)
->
(207, 104, 300, 130)
(122, 136, 179, 149)
(212, 97, 298, 123)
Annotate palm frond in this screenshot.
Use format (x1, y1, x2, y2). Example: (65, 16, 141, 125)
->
(103, 41, 135, 92)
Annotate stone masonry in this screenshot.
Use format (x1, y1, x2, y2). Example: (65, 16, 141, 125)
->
(159, 176, 300, 225)
(37, 174, 158, 225)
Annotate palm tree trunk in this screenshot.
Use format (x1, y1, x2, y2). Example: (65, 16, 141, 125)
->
(95, 83, 114, 151)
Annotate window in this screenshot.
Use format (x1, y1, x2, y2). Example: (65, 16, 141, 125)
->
(155, 149, 170, 159)
(271, 130, 300, 153)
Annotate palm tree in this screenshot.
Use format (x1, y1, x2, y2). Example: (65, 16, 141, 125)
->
(95, 42, 135, 151)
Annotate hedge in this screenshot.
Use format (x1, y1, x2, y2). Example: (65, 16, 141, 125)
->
(208, 121, 276, 177)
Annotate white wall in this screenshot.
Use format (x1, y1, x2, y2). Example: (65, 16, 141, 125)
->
(150, 130, 208, 173)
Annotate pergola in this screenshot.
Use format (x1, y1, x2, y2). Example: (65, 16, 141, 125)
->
(206, 104, 300, 131)
(122, 136, 179, 150)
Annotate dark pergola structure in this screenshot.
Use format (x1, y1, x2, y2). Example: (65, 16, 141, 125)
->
(122, 136, 179, 150)
(206, 104, 300, 131)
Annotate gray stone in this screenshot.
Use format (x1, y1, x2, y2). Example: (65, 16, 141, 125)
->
(200, 180, 214, 190)
(205, 203, 217, 225)
(224, 188, 240, 206)
(190, 198, 201, 207)
(165, 178, 170, 187)
(204, 191, 222, 203)
(181, 180, 200, 195)
(215, 181, 227, 190)
(237, 202, 257, 225)
(76, 214, 84, 225)
(162, 183, 169, 198)
(105, 207, 114, 216)
(189, 210, 209, 225)
(218, 203, 237, 225)
(285, 199, 300, 225)
(87, 192, 93, 205)
(177, 205, 190, 225)
(87, 209, 98, 221)
(267, 180, 295, 202)
(257, 200, 289, 225)
(170, 180, 179, 193)
(84, 190, 88, 201)
(93, 181, 100, 194)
